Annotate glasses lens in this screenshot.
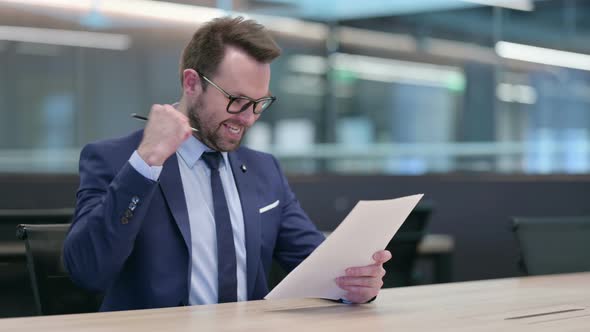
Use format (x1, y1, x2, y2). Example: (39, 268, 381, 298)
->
(255, 99, 274, 114)
(227, 97, 250, 114)
(227, 97, 274, 114)
(238, 101, 254, 113)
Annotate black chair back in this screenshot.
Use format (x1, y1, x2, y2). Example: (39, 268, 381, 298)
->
(382, 203, 432, 287)
(16, 223, 101, 315)
(0, 208, 74, 261)
(512, 216, 590, 276)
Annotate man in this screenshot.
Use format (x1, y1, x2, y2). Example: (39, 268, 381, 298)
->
(64, 16, 391, 311)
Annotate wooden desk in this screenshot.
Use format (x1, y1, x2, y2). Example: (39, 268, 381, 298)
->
(1, 273, 588, 331)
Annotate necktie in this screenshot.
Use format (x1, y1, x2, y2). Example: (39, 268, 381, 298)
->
(201, 151, 238, 303)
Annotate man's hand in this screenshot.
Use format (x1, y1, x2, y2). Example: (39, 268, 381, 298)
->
(335, 250, 391, 304)
(137, 104, 193, 166)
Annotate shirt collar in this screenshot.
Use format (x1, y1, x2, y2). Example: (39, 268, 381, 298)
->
(177, 135, 229, 169)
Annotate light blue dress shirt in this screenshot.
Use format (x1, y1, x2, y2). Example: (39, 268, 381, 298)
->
(128, 136, 248, 305)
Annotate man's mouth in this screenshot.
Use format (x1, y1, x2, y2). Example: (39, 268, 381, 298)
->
(223, 122, 243, 136)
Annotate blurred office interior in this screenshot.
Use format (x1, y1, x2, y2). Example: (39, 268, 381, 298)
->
(1, 0, 590, 317)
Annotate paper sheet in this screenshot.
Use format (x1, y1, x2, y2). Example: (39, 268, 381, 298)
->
(265, 194, 424, 300)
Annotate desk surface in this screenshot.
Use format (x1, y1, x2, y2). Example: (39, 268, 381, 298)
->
(1, 273, 588, 332)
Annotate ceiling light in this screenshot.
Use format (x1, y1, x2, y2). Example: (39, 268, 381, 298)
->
(496, 41, 590, 72)
(0, 25, 131, 50)
(461, 0, 533, 11)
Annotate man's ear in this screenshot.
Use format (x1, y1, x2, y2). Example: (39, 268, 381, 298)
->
(182, 69, 201, 96)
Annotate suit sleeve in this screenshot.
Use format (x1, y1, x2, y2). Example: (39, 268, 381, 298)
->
(63, 142, 159, 291)
(270, 155, 325, 272)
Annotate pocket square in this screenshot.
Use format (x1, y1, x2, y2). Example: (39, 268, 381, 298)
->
(259, 200, 279, 213)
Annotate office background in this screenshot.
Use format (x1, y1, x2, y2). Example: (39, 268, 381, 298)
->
(1, 0, 590, 317)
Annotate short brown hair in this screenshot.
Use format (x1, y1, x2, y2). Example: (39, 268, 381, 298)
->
(179, 16, 281, 85)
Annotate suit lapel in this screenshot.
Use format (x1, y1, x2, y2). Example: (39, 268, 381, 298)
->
(229, 151, 261, 299)
(159, 153, 191, 251)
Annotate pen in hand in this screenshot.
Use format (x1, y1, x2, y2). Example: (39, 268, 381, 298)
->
(130, 113, 199, 132)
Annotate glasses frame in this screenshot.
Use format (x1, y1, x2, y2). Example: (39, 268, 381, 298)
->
(198, 71, 276, 115)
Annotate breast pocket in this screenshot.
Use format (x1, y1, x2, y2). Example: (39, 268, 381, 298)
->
(259, 200, 279, 214)
(259, 199, 281, 255)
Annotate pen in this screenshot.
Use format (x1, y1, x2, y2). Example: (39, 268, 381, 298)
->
(130, 113, 198, 132)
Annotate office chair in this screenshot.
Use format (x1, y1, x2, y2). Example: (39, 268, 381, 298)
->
(16, 223, 102, 315)
(0, 208, 74, 262)
(382, 203, 433, 287)
(512, 216, 590, 276)
(0, 209, 75, 317)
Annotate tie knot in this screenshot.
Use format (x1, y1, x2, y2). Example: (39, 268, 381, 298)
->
(201, 151, 222, 170)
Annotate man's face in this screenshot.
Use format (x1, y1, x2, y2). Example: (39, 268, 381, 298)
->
(188, 47, 271, 152)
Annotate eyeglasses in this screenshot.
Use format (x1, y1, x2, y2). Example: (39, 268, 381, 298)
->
(198, 71, 276, 115)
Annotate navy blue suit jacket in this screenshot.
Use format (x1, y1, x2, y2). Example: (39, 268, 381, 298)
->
(63, 130, 324, 311)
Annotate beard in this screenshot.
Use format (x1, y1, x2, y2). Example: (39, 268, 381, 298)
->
(187, 99, 244, 152)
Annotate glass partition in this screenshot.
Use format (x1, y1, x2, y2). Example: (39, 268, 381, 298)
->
(0, 0, 588, 175)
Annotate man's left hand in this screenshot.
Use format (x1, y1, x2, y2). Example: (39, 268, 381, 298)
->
(335, 250, 392, 304)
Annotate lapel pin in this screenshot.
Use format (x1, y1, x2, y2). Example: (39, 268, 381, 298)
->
(241, 164, 247, 173)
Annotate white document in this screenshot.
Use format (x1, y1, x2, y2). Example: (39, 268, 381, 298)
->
(265, 193, 424, 300)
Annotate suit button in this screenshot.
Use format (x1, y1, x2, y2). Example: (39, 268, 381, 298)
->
(131, 196, 140, 204)
(124, 209, 133, 218)
(121, 217, 129, 224)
